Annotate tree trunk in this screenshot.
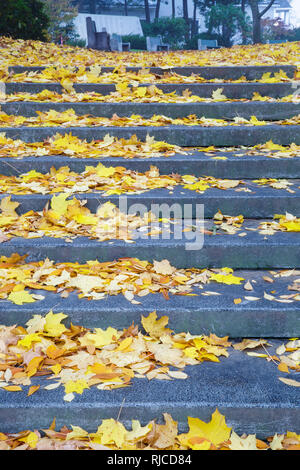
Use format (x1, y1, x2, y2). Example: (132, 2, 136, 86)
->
(182, 0, 188, 22)
(124, 0, 128, 16)
(241, 0, 247, 45)
(155, 0, 161, 20)
(172, 0, 175, 18)
(89, 0, 96, 14)
(249, 0, 277, 44)
(144, 0, 151, 23)
(249, 0, 261, 43)
(192, 0, 197, 37)
(182, 0, 189, 41)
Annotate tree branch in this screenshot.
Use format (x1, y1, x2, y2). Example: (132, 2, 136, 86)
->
(259, 0, 277, 19)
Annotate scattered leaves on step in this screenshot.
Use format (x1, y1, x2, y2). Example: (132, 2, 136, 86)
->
(0, 254, 245, 304)
(0, 195, 165, 243)
(1, 108, 300, 130)
(0, 162, 249, 196)
(0, 408, 299, 450)
(238, 337, 300, 384)
(0, 311, 232, 400)
(0, 132, 185, 160)
(1, 134, 300, 161)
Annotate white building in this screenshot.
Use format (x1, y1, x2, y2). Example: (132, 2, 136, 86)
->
(290, 0, 300, 27)
(73, 0, 293, 40)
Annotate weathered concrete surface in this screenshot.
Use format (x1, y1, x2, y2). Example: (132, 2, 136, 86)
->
(0, 342, 299, 436)
(5, 81, 298, 99)
(2, 101, 300, 120)
(0, 125, 299, 146)
(8, 64, 297, 79)
(1, 182, 300, 218)
(1, 152, 299, 179)
(0, 270, 299, 336)
(1, 221, 300, 268)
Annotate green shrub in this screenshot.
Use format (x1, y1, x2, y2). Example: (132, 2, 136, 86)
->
(121, 35, 146, 50)
(185, 31, 220, 50)
(65, 38, 87, 48)
(141, 17, 188, 49)
(0, 0, 49, 41)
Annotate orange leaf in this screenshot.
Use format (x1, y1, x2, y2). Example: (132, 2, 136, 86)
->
(27, 385, 40, 396)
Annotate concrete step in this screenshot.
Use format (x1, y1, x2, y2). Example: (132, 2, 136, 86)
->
(0, 268, 299, 336)
(1, 152, 300, 179)
(2, 101, 300, 121)
(0, 339, 299, 436)
(1, 125, 299, 146)
(1, 221, 300, 269)
(5, 81, 298, 99)
(8, 64, 297, 79)
(1, 182, 300, 218)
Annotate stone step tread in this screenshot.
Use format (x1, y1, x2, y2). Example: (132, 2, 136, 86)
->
(1, 182, 300, 218)
(2, 101, 300, 121)
(0, 339, 299, 436)
(1, 221, 300, 269)
(8, 64, 297, 79)
(4, 81, 299, 99)
(1, 152, 300, 179)
(1, 125, 299, 147)
(0, 269, 299, 337)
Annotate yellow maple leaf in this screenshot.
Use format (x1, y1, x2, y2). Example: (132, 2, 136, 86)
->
(0, 196, 19, 216)
(85, 327, 120, 348)
(183, 181, 210, 192)
(19, 431, 39, 449)
(94, 163, 116, 178)
(50, 193, 72, 217)
(8, 290, 36, 305)
(73, 213, 98, 225)
(250, 115, 266, 126)
(141, 311, 172, 339)
(209, 272, 244, 285)
(212, 88, 227, 101)
(91, 419, 127, 448)
(280, 220, 300, 232)
(43, 310, 67, 337)
(21, 170, 44, 183)
(17, 333, 42, 349)
(135, 87, 147, 98)
(64, 380, 89, 395)
(126, 420, 152, 442)
(66, 425, 89, 441)
(179, 409, 231, 449)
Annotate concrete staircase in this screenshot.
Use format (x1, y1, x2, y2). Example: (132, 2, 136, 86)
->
(0, 64, 299, 438)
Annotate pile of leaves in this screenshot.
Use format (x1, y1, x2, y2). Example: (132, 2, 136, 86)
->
(1, 66, 296, 85)
(0, 254, 245, 305)
(1, 109, 300, 128)
(0, 132, 184, 160)
(0, 37, 299, 69)
(0, 162, 296, 197)
(246, 141, 300, 159)
(1, 134, 300, 161)
(1, 87, 299, 104)
(0, 310, 298, 403)
(0, 195, 164, 243)
(1, 408, 300, 450)
(0, 311, 231, 402)
(0, 163, 247, 196)
(258, 213, 300, 234)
